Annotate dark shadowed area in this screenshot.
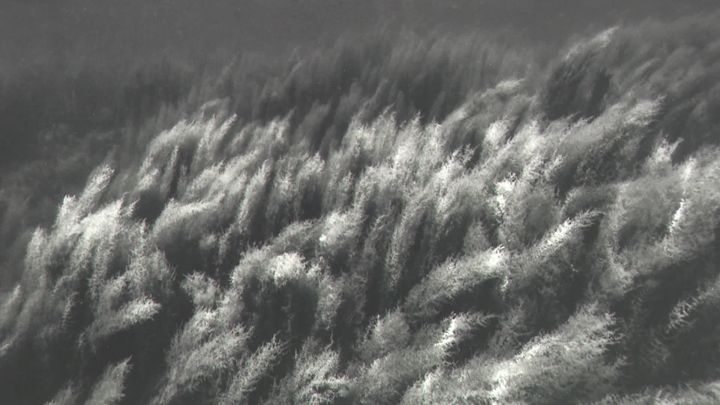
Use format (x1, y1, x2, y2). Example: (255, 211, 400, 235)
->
(1, 0, 716, 166)
(1, 0, 718, 65)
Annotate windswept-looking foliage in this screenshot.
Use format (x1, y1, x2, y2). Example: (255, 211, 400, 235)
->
(2, 13, 720, 404)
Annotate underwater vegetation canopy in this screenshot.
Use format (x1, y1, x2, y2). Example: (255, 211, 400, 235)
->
(2, 11, 720, 404)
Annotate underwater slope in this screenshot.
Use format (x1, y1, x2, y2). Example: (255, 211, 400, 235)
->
(2, 14, 720, 404)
